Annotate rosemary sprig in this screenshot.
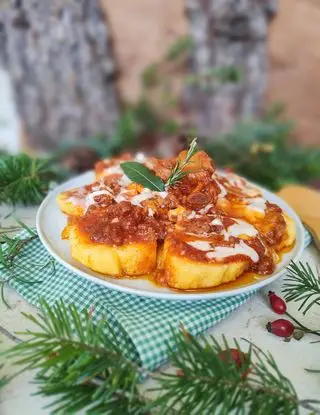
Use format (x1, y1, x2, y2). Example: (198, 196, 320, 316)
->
(165, 137, 199, 187)
(120, 138, 199, 191)
(283, 262, 320, 314)
(3, 299, 320, 414)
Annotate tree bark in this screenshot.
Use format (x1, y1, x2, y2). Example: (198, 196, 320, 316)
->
(185, 0, 277, 138)
(0, 0, 119, 151)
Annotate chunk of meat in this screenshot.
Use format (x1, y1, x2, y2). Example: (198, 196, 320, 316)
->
(145, 157, 176, 181)
(255, 203, 286, 246)
(169, 171, 219, 210)
(78, 202, 166, 245)
(177, 150, 215, 173)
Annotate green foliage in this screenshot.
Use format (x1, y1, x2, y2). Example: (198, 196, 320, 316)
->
(112, 109, 137, 150)
(283, 262, 320, 314)
(0, 364, 8, 390)
(141, 64, 160, 89)
(4, 293, 320, 414)
(6, 299, 146, 414)
(150, 334, 299, 415)
(131, 99, 160, 134)
(205, 111, 320, 191)
(0, 222, 54, 308)
(120, 161, 165, 192)
(186, 65, 243, 87)
(165, 35, 194, 61)
(0, 154, 59, 205)
(165, 138, 199, 187)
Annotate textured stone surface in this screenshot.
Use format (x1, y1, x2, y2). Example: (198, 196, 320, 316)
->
(184, 0, 276, 138)
(0, 0, 119, 151)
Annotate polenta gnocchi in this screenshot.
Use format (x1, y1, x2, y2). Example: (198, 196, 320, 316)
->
(57, 146, 296, 290)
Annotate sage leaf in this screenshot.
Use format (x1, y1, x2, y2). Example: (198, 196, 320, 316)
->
(120, 162, 165, 192)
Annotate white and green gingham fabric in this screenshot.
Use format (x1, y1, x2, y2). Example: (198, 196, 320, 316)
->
(5, 229, 311, 372)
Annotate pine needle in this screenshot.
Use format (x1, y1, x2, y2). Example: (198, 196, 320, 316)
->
(3, 300, 320, 414)
(283, 262, 320, 314)
(0, 153, 57, 205)
(0, 221, 53, 308)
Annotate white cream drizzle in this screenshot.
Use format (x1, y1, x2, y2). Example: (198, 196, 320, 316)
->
(114, 192, 128, 203)
(186, 239, 259, 262)
(130, 189, 167, 206)
(103, 165, 123, 175)
(199, 204, 213, 214)
(215, 180, 227, 199)
(206, 240, 259, 262)
(210, 218, 223, 226)
(210, 217, 257, 240)
(187, 241, 212, 251)
(187, 210, 199, 219)
(85, 189, 113, 211)
(67, 196, 85, 207)
(103, 164, 132, 187)
(135, 152, 147, 162)
(226, 219, 258, 238)
(246, 197, 266, 213)
(118, 175, 132, 187)
(225, 174, 243, 188)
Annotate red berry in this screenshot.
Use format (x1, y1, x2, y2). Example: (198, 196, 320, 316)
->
(218, 348, 247, 368)
(268, 291, 287, 314)
(266, 319, 294, 337)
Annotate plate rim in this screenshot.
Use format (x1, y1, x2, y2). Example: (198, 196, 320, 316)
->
(36, 171, 305, 301)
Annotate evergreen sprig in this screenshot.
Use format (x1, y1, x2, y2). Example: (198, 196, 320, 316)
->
(150, 333, 301, 415)
(0, 222, 54, 308)
(283, 262, 320, 314)
(4, 299, 320, 414)
(0, 153, 58, 205)
(6, 300, 147, 415)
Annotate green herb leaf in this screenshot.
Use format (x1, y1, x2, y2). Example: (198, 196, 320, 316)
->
(120, 162, 165, 192)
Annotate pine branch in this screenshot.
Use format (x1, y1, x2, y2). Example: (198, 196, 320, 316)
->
(5, 299, 148, 414)
(0, 153, 58, 205)
(283, 262, 320, 314)
(150, 334, 302, 415)
(3, 300, 320, 414)
(0, 222, 54, 308)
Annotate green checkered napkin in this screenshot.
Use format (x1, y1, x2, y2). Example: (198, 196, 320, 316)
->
(5, 229, 311, 372)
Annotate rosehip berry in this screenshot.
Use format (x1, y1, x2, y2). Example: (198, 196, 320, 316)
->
(268, 291, 287, 314)
(266, 319, 294, 337)
(218, 348, 248, 368)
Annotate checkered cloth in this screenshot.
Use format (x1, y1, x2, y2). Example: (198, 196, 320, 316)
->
(4, 229, 311, 372)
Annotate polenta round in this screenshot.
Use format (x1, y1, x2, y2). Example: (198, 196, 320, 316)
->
(57, 148, 297, 290)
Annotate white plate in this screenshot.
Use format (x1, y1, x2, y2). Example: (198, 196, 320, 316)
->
(36, 171, 304, 301)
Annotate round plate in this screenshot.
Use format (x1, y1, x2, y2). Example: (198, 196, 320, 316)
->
(36, 171, 304, 301)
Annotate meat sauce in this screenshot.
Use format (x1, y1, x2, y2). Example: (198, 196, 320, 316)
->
(76, 202, 166, 246)
(69, 150, 290, 280)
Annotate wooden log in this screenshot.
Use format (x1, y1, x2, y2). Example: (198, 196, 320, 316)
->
(0, 0, 119, 151)
(184, 0, 277, 138)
